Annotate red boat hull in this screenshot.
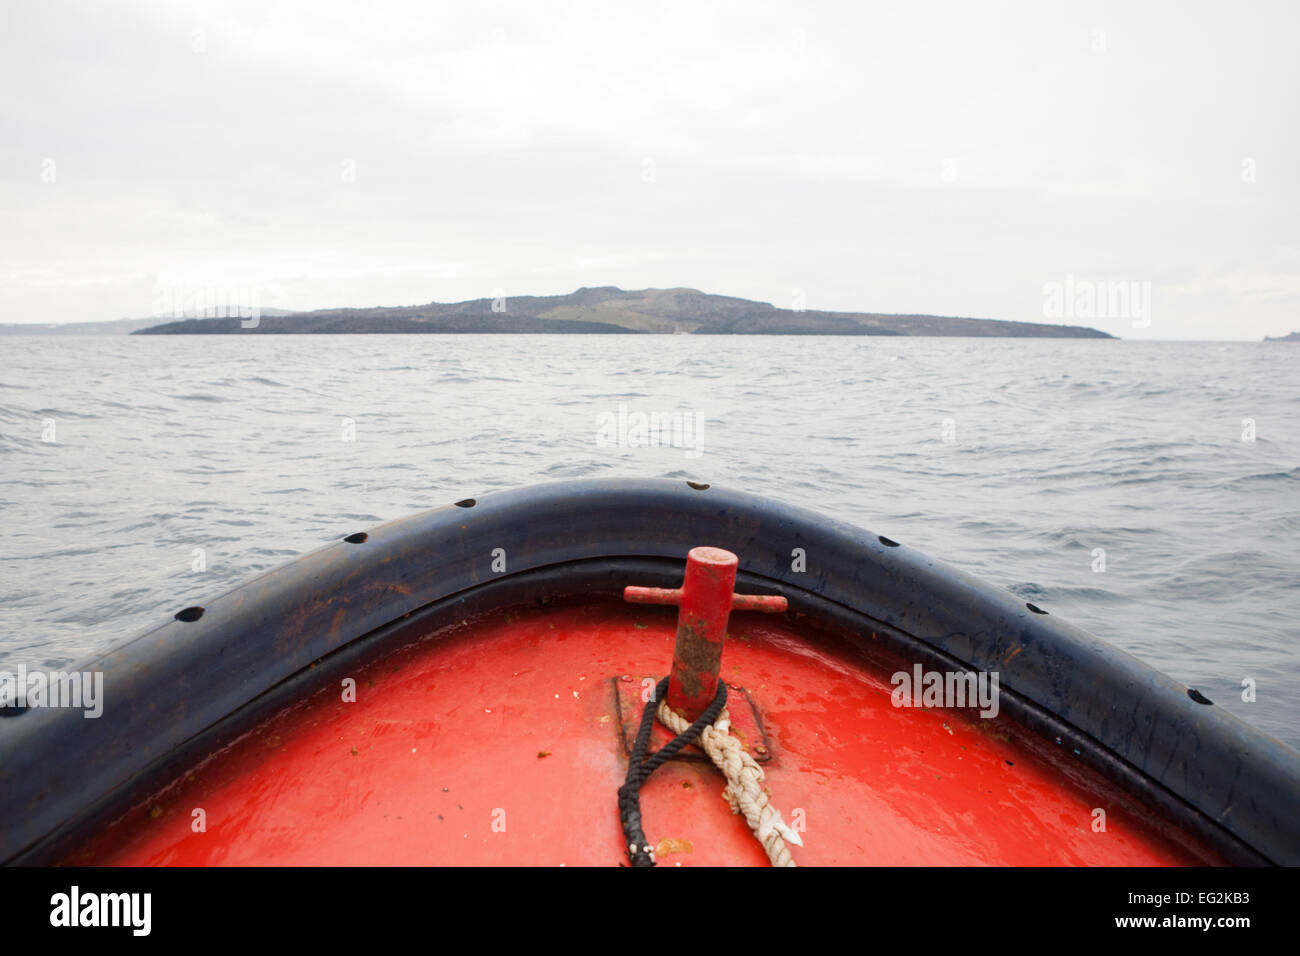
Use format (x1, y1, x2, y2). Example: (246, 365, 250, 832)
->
(7, 480, 1295, 866)
(64, 598, 1212, 866)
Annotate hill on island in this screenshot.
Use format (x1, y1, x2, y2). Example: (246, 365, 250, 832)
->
(135, 286, 1114, 337)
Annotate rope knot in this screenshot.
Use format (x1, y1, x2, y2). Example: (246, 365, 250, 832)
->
(656, 699, 802, 867)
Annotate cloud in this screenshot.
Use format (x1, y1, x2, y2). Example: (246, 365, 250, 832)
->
(1, 0, 1297, 337)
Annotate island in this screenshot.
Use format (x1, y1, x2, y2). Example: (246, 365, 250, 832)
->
(133, 287, 1114, 337)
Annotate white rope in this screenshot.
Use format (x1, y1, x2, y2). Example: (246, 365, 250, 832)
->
(657, 700, 803, 867)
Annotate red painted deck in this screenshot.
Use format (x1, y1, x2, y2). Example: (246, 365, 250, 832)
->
(65, 598, 1216, 866)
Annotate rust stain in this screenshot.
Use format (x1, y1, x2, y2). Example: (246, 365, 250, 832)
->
(328, 606, 348, 639)
(671, 623, 722, 700)
(655, 837, 693, 857)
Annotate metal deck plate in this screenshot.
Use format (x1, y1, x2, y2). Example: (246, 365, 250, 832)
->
(612, 675, 772, 763)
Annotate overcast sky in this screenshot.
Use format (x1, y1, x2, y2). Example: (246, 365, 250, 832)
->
(2, 0, 1297, 338)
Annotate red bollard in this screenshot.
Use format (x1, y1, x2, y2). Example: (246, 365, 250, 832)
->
(624, 546, 787, 721)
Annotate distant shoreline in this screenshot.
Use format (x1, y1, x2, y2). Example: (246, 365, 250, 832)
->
(128, 325, 1108, 337)
(126, 286, 1114, 339)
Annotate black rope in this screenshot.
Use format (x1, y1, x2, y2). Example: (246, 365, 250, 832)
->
(618, 676, 728, 867)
